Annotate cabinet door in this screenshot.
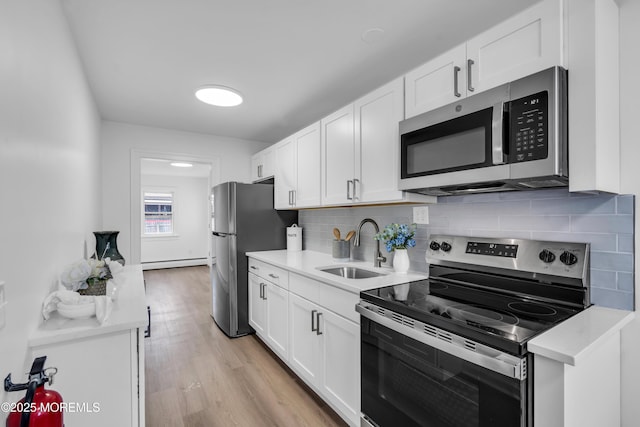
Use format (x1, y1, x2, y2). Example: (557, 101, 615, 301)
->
(261, 145, 275, 178)
(248, 273, 266, 335)
(250, 152, 261, 182)
(320, 310, 360, 426)
(31, 330, 136, 427)
(355, 78, 405, 203)
(274, 137, 297, 209)
(404, 44, 466, 118)
(466, 0, 562, 94)
(294, 122, 321, 208)
(288, 293, 321, 386)
(321, 104, 355, 206)
(266, 282, 289, 360)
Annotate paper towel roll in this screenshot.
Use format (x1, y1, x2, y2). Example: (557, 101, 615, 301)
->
(287, 224, 302, 251)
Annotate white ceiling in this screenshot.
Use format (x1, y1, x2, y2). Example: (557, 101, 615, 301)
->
(61, 0, 537, 144)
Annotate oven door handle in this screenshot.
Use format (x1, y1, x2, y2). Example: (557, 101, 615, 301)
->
(356, 302, 526, 380)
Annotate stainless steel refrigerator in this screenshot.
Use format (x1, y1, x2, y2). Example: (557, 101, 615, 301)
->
(211, 182, 297, 337)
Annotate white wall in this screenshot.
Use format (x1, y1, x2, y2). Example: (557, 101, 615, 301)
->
(0, 0, 101, 412)
(100, 121, 269, 263)
(141, 174, 209, 264)
(618, 0, 640, 425)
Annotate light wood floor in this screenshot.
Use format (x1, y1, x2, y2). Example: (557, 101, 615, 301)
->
(143, 266, 347, 427)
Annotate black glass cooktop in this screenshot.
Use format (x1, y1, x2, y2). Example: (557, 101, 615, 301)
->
(361, 279, 580, 356)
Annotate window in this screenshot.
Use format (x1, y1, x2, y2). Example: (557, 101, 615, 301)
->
(144, 192, 174, 235)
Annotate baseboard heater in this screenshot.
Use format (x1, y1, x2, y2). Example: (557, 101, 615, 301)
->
(141, 258, 208, 270)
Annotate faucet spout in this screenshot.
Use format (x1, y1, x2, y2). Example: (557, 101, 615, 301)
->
(354, 218, 387, 268)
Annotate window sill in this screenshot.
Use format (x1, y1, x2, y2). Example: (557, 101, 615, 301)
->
(142, 233, 180, 239)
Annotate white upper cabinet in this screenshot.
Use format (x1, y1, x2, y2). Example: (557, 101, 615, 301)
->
(322, 78, 435, 206)
(274, 136, 296, 209)
(405, 0, 562, 119)
(355, 77, 406, 203)
(321, 104, 355, 206)
(274, 122, 321, 209)
(565, 0, 619, 194)
(405, 44, 467, 119)
(250, 145, 275, 183)
(466, 0, 562, 94)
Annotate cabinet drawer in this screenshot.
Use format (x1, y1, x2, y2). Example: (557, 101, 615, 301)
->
(248, 259, 289, 289)
(289, 273, 359, 324)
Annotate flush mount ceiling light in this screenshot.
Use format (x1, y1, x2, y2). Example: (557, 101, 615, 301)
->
(195, 85, 243, 107)
(170, 162, 193, 168)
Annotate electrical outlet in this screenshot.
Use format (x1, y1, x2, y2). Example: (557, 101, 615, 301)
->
(413, 206, 430, 224)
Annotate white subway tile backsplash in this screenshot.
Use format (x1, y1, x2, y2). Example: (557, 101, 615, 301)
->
(500, 215, 571, 232)
(591, 270, 617, 289)
(299, 188, 634, 310)
(617, 196, 634, 214)
(590, 252, 634, 273)
(571, 215, 634, 234)
(618, 235, 634, 253)
(618, 272, 634, 293)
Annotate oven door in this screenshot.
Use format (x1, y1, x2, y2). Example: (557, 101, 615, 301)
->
(358, 303, 531, 427)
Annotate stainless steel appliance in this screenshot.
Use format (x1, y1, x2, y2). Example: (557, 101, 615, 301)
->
(211, 182, 297, 337)
(357, 235, 590, 427)
(399, 66, 568, 196)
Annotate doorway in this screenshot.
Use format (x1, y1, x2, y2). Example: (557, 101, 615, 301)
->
(130, 150, 220, 269)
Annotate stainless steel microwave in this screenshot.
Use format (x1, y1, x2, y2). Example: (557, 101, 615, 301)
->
(399, 66, 568, 196)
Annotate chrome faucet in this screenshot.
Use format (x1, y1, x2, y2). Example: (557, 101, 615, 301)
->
(354, 218, 387, 268)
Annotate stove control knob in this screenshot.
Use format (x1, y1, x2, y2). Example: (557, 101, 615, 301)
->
(440, 242, 452, 252)
(538, 249, 556, 263)
(560, 251, 578, 266)
(429, 241, 441, 251)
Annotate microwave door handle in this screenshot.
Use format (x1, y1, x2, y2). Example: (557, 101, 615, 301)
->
(492, 101, 506, 165)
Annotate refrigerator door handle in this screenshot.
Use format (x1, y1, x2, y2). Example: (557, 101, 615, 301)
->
(212, 231, 231, 237)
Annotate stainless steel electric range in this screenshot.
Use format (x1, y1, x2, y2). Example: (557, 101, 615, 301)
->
(357, 235, 590, 427)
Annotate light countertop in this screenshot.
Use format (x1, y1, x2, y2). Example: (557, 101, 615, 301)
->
(528, 305, 635, 366)
(29, 264, 148, 348)
(246, 249, 427, 294)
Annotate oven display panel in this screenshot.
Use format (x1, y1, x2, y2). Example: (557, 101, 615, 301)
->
(466, 242, 518, 258)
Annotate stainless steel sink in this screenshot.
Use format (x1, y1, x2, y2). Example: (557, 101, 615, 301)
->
(318, 266, 386, 279)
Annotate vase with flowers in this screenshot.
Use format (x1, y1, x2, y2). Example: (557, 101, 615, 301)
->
(60, 258, 112, 296)
(374, 223, 417, 275)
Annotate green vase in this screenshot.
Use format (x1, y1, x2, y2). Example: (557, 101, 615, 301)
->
(94, 231, 125, 265)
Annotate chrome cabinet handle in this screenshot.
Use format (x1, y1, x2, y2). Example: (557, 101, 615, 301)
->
(257, 164, 263, 178)
(316, 312, 323, 335)
(268, 273, 278, 279)
(453, 65, 461, 98)
(347, 180, 353, 200)
(288, 190, 295, 206)
(262, 283, 267, 300)
(311, 309, 318, 332)
(292, 190, 296, 206)
(259, 283, 264, 299)
(250, 265, 258, 271)
(353, 178, 360, 201)
(467, 59, 475, 92)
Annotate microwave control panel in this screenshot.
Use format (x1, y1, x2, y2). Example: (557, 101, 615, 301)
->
(509, 91, 548, 163)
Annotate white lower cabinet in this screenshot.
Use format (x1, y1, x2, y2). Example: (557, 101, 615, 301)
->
(248, 271, 289, 360)
(248, 260, 360, 427)
(288, 292, 360, 426)
(318, 307, 360, 424)
(288, 293, 322, 385)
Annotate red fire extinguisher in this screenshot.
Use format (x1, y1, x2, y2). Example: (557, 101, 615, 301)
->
(4, 356, 63, 427)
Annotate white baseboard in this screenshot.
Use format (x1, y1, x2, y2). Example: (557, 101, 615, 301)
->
(141, 258, 209, 270)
